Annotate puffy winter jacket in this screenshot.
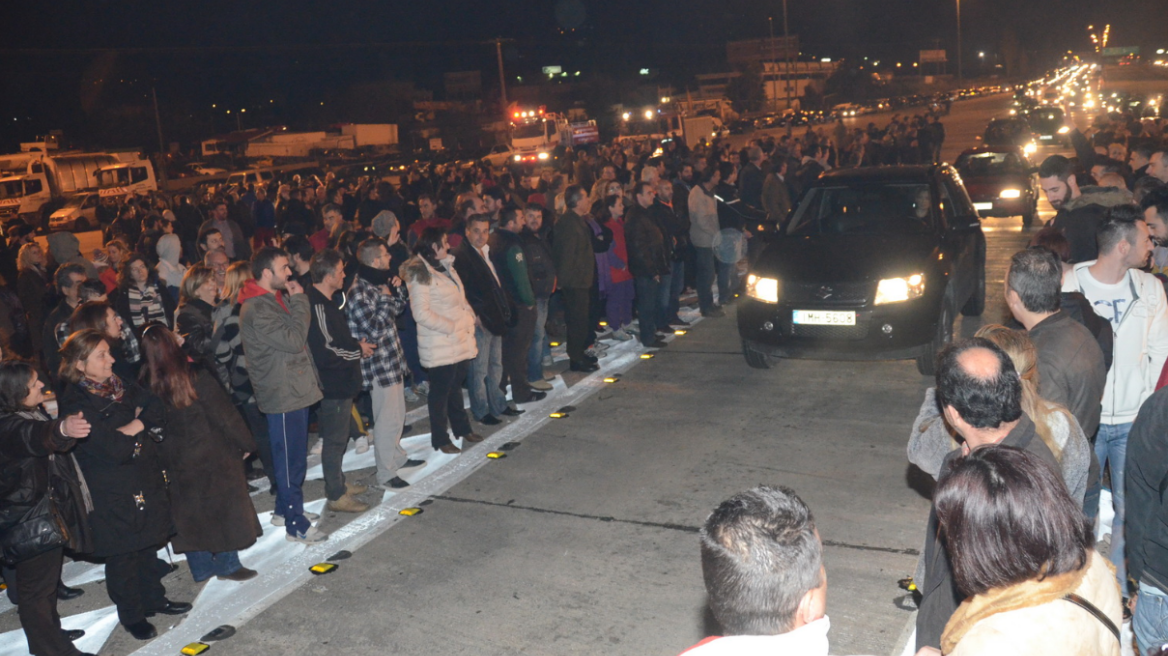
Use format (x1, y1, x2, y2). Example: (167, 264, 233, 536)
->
(400, 255, 477, 368)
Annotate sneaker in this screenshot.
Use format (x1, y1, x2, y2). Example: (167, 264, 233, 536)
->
(286, 526, 329, 545)
(610, 328, 633, 341)
(702, 308, 726, 318)
(404, 387, 420, 403)
(401, 458, 426, 469)
(414, 381, 430, 396)
(542, 355, 555, 367)
(355, 436, 370, 454)
(529, 379, 553, 391)
(326, 494, 369, 513)
(585, 345, 607, 359)
(310, 440, 323, 456)
(271, 511, 319, 527)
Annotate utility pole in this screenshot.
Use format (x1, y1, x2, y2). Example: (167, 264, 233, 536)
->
(955, 0, 963, 84)
(783, 0, 792, 134)
(769, 17, 778, 114)
(495, 38, 508, 112)
(152, 88, 165, 154)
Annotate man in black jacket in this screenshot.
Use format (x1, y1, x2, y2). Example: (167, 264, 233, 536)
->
(491, 207, 546, 405)
(916, 338, 1060, 651)
(1126, 386, 1168, 655)
(521, 205, 557, 389)
(625, 182, 671, 348)
(1040, 155, 1111, 263)
(307, 249, 369, 514)
(454, 214, 512, 425)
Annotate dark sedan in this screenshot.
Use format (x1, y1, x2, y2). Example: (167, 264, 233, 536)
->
(955, 146, 1039, 225)
(1025, 106, 1069, 146)
(738, 165, 985, 375)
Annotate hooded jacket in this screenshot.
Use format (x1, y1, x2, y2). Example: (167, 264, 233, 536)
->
(155, 234, 187, 290)
(238, 280, 323, 414)
(941, 551, 1121, 656)
(1050, 186, 1133, 264)
(400, 255, 477, 368)
(1063, 261, 1168, 424)
(45, 232, 97, 280)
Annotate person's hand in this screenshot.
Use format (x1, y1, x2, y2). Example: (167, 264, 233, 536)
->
(117, 419, 145, 436)
(61, 413, 91, 439)
(359, 340, 376, 358)
(390, 276, 403, 288)
(285, 279, 304, 296)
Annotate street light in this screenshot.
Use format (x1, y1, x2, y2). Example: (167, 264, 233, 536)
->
(955, 0, 963, 84)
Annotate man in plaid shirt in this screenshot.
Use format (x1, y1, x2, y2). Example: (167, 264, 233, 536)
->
(346, 237, 424, 489)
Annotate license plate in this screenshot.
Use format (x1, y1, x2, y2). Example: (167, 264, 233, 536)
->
(973, 202, 993, 211)
(1040, 135, 1053, 140)
(792, 310, 855, 326)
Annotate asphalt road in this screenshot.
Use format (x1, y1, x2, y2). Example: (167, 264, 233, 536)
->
(5, 89, 1111, 656)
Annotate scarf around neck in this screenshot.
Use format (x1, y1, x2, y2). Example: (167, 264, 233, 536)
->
(79, 374, 125, 403)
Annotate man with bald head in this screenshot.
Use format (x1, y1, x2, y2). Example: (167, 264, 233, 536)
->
(915, 337, 1062, 651)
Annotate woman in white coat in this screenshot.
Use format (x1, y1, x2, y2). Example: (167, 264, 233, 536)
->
(400, 227, 481, 454)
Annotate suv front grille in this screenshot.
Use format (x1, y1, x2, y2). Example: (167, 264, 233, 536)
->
(783, 281, 871, 306)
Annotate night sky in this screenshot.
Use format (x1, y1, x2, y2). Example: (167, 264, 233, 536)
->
(3, 0, 1164, 151)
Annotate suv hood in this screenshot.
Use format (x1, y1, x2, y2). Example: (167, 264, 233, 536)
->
(757, 233, 939, 282)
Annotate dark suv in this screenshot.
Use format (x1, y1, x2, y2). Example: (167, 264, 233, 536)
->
(738, 165, 986, 375)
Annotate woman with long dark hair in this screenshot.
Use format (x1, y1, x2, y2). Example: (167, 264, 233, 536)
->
(931, 446, 1121, 656)
(68, 301, 141, 382)
(112, 254, 175, 333)
(138, 323, 261, 584)
(0, 361, 94, 656)
(57, 330, 188, 641)
(400, 228, 479, 455)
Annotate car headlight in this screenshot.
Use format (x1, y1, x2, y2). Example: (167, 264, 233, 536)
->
(874, 274, 925, 305)
(1023, 141, 1037, 155)
(538, 152, 549, 160)
(999, 188, 1022, 199)
(1057, 126, 1070, 134)
(745, 274, 779, 303)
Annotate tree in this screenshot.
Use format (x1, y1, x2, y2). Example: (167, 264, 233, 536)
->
(725, 65, 766, 114)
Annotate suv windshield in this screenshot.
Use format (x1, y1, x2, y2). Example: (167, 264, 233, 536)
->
(956, 151, 1025, 175)
(787, 183, 934, 236)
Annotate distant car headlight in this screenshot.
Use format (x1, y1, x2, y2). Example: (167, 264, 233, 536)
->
(513, 155, 521, 161)
(1057, 126, 1071, 134)
(745, 274, 779, 303)
(537, 152, 549, 160)
(999, 189, 1022, 199)
(1023, 141, 1037, 155)
(874, 274, 925, 305)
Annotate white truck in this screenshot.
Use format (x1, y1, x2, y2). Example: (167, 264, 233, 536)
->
(0, 147, 157, 230)
(665, 115, 728, 146)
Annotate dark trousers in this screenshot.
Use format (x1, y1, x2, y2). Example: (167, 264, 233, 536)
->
(16, 547, 79, 656)
(562, 287, 591, 363)
(398, 312, 427, 385)
(694, 247, 717, 313)
(318, 398, 354, 501)
(267, 408, 311, 537)
(240, 401, 275, 489)
(667, 259, 686, 320)
(427, 359, 473, 448)
(634, 276, 662, 346)
(502, 305, 536, 402)
(106, 546, 168, 626)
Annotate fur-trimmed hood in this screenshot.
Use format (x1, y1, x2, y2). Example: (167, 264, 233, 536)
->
(1064, 185, 1134, 212)
(941, 551, 1121, 656)
(400, 254, 455, 286)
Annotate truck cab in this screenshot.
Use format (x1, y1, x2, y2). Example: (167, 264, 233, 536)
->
(94, 158, 158, 201)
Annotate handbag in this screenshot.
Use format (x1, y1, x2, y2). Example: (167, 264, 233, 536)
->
(0, 456, 69, 564)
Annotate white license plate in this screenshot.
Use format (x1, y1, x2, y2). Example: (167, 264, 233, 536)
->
(973, 202, 993, 211)
(792, 310, 856, 326)
(1040, 135, 1053, 140)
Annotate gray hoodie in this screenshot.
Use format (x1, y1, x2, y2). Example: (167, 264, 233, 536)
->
(46, 232, 98, 280)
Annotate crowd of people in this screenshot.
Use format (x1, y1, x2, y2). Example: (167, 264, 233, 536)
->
(0, 102, 1167, 654)
(681, 111, 1168, 656)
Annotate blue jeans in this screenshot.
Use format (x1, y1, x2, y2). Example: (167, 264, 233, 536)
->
(716, 259, 734, 304)
(1096, 421, 1131, 592)
(695, 247, 716, 313)
(467, 325, 507, 419)
(1136, 582, 1168, 655)
(187, 550, 242, 583)
(268, 408, 311, 537)
(633, 276, 661, 346)
(527, 298, 549, 383)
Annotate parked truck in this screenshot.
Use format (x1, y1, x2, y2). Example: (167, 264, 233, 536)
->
(0, 146, 157, 230)
(339, 123, 399, 149)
